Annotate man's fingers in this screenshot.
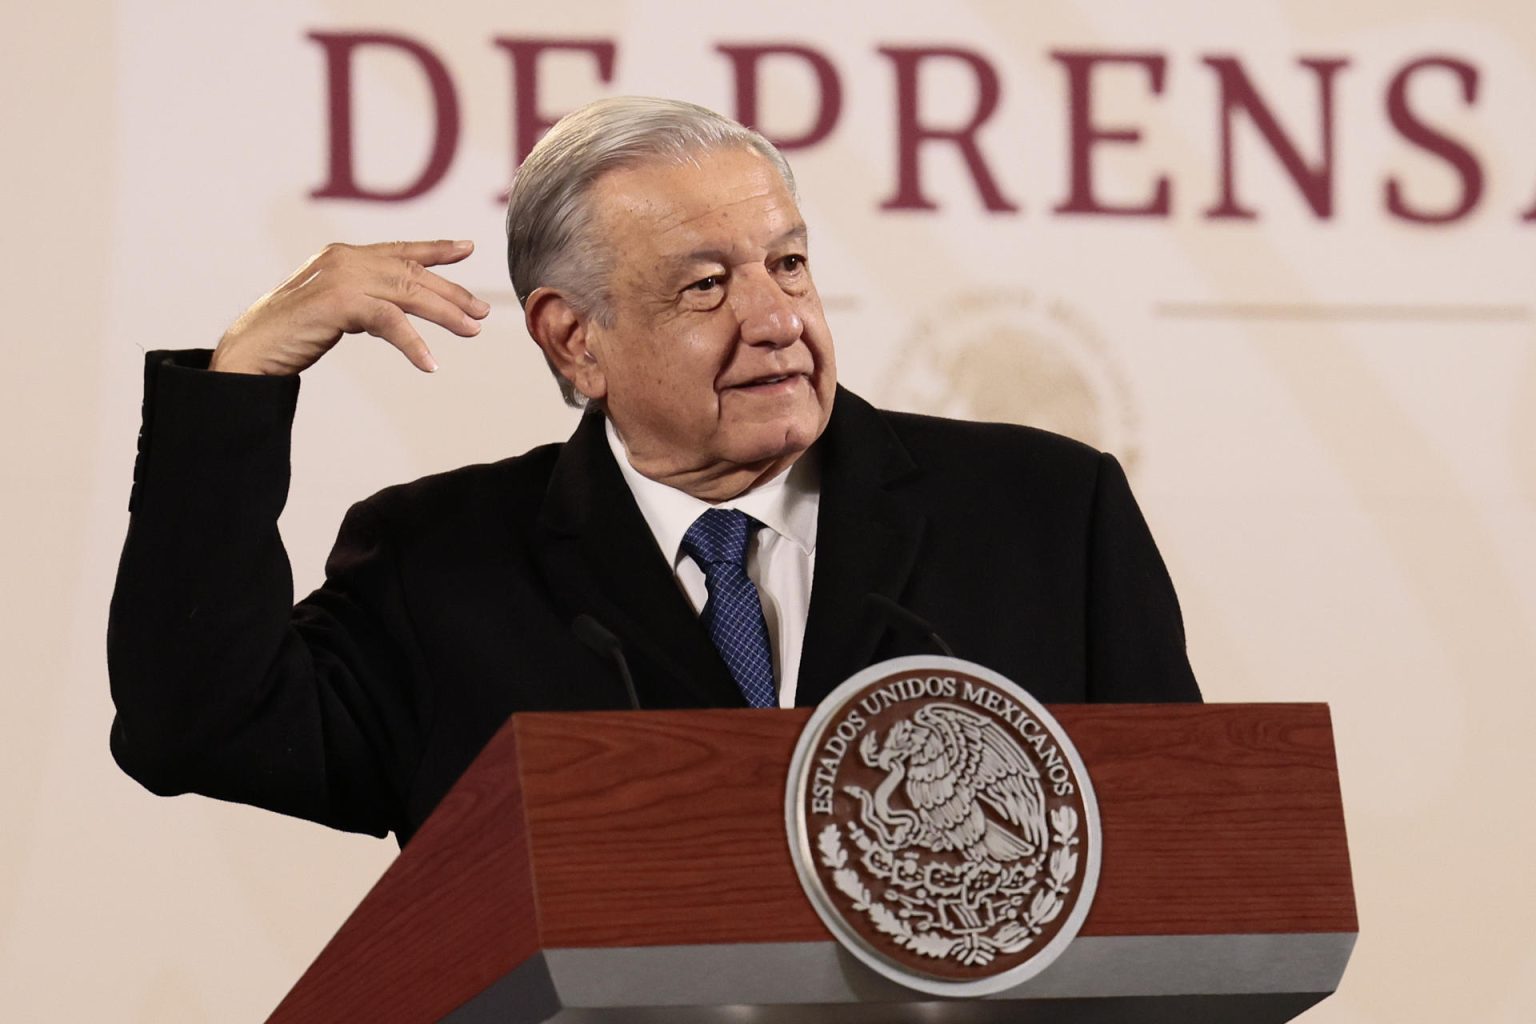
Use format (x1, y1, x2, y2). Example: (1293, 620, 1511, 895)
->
(412, 265, 491, 319)
(365, 242, 490, 319)
(358, 298, 439, 373)
(377, 238, 476, 269)
(371, 269, 485, 338)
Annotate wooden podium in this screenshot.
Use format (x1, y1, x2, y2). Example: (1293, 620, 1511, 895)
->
(266, 704, 1355, 1023)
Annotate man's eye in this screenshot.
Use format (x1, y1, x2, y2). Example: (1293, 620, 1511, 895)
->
(780, 254, 806, 272)
(689, 275, 723, 292)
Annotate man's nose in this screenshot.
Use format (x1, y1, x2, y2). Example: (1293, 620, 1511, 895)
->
(733, 271, 803, 346)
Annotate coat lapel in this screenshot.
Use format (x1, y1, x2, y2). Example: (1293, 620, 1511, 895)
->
(796, 389, 926, 706)
(531, 390, 926, 711)
(532, 412, 744, 708)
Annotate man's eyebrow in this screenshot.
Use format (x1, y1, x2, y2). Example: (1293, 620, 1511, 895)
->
(661, 225, 811, 276)
(770, 224, 810, 249)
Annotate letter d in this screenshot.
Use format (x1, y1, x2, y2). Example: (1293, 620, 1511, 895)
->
(310, 31, 459, 201)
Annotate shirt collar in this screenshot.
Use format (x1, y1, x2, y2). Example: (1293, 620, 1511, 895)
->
(605, 417, 820, 567)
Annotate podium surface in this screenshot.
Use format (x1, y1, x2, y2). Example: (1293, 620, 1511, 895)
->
(268, 704, 1355, 1023)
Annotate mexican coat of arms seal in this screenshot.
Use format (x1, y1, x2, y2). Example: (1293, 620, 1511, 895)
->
(786, 656, 1101, 995)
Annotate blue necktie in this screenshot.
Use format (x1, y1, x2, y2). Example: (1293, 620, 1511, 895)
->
(681, 508, 777, 708)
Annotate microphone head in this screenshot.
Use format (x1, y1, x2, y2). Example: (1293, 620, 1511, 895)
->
(572, 613, 643, 710)
(572, 613, 621, 656)
(865, 593, 956, 658)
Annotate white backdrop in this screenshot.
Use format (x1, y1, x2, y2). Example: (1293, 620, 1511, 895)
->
(4, 1, 1534, 1020)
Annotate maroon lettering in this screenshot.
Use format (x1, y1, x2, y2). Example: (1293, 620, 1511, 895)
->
(1384, 57, 1484, 224)
(1051, 51, 1171, 217)
(878, 46, 1020, 213)
(717, 44, 842, 151)
(493, 38, 617, 175)
(1203, 56, 1349, 220)
(309, 31, 459, 202)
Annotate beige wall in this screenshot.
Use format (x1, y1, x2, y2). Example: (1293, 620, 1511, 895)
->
(4, 1, 1533, 1019)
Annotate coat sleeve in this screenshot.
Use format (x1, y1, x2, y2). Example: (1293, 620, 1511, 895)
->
(107, 351, 427, 837)
(1083, 452, 1203, 702)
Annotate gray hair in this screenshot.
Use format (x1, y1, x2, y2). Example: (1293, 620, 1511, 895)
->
(505, 95, 796, 406)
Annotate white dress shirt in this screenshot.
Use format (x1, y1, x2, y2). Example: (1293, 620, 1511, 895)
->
(605, 419, 819, 707)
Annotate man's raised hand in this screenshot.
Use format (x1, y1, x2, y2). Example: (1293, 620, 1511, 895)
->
(209, 240, 491, 376)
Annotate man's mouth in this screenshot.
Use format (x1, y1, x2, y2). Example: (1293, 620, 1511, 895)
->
(730, 372, 805, 391)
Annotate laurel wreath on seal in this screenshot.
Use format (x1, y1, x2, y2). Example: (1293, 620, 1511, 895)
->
(817, 805, 1081, 965)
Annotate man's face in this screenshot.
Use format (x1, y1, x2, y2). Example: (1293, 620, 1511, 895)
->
(575, 147, 837, 498)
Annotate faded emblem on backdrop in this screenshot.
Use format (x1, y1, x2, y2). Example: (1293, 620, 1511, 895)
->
(881, 291, 1140, 474)
(786, 657, 1101, 995)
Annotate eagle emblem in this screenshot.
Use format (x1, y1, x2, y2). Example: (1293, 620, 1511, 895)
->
(848, 703, 1048, 863)
(787, 658, 1100, 996)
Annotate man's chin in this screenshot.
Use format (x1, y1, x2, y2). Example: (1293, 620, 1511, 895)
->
(723, 415, 825, 467)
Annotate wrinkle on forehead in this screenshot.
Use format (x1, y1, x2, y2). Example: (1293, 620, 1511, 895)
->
(595, 151, 800, 245)
(654, 183, 791, 236)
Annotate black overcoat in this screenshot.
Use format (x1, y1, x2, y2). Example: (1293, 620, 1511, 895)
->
(108, 351, 1199, 843)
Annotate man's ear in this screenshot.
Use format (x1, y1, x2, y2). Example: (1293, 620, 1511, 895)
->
(524, 287, 607, 401)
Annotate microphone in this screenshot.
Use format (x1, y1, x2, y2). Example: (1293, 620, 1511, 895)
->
(865, 593, 956, 658)
(572, 614, 643, 710)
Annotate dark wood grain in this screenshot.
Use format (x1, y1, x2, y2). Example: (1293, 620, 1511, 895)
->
(266, 723, 539, 1023)
(1061, 704, 1356, 936)
(520, 704, 1355, 945)
(520, 708, 820, 947)
(269, 703, 1355, 1020)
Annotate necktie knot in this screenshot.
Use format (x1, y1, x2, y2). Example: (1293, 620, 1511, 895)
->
(681, 508, 760, 569)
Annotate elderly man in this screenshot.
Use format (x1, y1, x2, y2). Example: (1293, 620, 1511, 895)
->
(109, 97, 1199, 845)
